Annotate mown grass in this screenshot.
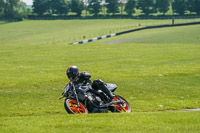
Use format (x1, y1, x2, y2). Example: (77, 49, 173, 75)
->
(0, 20, 200, 132)
(1, 112, 200, 133)
(1, 19, 200, 45)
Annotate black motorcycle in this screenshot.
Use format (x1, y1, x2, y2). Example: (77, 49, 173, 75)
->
(59, 81, 131, 114)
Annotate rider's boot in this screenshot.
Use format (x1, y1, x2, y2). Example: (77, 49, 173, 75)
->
(101, 85, 115, 102)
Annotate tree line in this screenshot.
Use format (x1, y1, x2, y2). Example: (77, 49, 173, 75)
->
(0, 0, 32, 20)
(0, 0, 200, 20)
(32, 0, 200, 16)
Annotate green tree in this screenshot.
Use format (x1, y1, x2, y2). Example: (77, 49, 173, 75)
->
(119, 0, 126, 15)
(83, 0, 89, 16)
(193, 0, 200, 15)
(0, 0, 28, 19)
(18, 1, 26, 10)
(0, 0, 5, 15)
(101, 0, 107, 16)
(3, 0, 21, 18)
(70, 0, 84, 16)
(105, 0, 119, 15)
(172, 0, 187, 15)
(137, 0, 155, 16)
(186, 0, 195, 14)
(32, 0, 49, 15)
(88, 0, 102, 16)
(156, 0, 170, 15)
(17, 1, 27, 17)
(124, 0, 136, 16)
(0, 0, 5, 10)
(51, 0, 69, 15)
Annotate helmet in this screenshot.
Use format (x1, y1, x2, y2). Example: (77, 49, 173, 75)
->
(66, 66, 80, 81)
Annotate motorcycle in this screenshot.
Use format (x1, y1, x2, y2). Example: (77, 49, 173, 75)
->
(59, 81, 131, 114)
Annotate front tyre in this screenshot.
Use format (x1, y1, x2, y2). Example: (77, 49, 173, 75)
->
(110, 95, 132, 113)
(64, 99, 88, 114)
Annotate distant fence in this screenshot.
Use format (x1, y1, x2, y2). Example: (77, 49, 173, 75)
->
(72, 21, 200, 45)
(28, 15, 200, 20)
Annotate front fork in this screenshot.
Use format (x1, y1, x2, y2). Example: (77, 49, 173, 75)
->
(72, 84, 80, 108)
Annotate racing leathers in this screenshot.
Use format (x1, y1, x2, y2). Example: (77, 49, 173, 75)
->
(67, 71, 114, 102)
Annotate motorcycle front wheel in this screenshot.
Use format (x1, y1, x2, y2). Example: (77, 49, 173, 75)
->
(110, 95, 132, 113)
(64, 99, 88, 114)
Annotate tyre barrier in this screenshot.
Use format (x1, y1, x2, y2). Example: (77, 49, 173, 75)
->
(71, 21, 200, 45)
(72, 34, 116, 44)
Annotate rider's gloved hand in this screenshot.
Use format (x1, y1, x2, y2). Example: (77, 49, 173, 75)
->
(62, 92, 68, 97)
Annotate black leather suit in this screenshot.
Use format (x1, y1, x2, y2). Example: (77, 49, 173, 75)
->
(74, 71, 114, 101)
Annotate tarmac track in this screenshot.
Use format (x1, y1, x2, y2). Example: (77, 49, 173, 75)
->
(105, 36, 151, 44)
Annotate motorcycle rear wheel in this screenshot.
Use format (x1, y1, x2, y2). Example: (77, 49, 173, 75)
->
(110, 95, 132, 113)
(64, 99, 88, 114)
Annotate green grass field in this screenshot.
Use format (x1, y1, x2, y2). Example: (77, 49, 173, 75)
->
(0, 20, 200, 132)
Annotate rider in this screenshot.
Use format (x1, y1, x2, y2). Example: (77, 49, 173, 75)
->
(66, 66, 114, 102)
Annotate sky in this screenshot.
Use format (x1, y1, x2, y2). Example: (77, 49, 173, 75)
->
(21, 0, 33, 5)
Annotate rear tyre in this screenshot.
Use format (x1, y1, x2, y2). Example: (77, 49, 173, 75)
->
(64, 99, 88, 114)
(110, 95, 132, 113)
